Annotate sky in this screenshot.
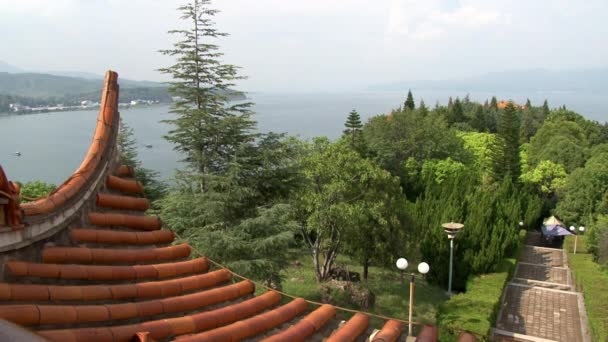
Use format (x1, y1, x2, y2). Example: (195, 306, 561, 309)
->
(1, 0, 608, 92)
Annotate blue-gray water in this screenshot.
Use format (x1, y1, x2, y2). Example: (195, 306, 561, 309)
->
(0, 90, 606, 185)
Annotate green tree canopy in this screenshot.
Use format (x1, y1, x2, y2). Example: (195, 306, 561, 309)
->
(528, 119, 588, 172)
(294, 139, 404, 281)
(556, 152, 608, 224)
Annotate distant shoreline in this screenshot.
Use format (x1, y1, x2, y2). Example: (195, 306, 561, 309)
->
(0, 102, 171, 116)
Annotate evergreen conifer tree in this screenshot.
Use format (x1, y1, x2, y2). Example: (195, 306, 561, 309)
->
(447, 96, 454, 109)
(159, 0, 255, 191)
(404, 90, 415, 111)
(483, 99, 489, 108)
(158, 0, 299, 287)
(343, 109, 366, 155)
(344, 109, 362, 136)
(471, 105, 486, 132)
(419, 99, 428, 116)
(497, 102, 521, 182)
(542, 99, 550, 117)
(490, 96, 498, 110)
(525, 98, 532, 109)
(448, 97, 465, 125)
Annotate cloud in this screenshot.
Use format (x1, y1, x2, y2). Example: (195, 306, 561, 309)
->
(0, 0, 76, 16)
(387, 0, 503, 40)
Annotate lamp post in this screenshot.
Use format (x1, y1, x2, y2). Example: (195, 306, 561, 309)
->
(442, 222, 464, 297)
(569, 226, 585, 254)
(396, 258, 430, 336)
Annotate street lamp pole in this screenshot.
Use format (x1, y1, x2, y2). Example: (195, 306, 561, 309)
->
(409, 272, 415, 336)
(443, 222, 464, 297)
(396, 258, 430, 336)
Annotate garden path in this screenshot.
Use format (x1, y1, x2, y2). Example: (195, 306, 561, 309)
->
(493, 232, 590, 342)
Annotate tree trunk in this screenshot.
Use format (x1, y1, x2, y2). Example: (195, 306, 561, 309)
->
(363, 258, 369, 280)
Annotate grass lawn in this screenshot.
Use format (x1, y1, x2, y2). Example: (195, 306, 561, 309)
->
(279, 249, 448, 328)
(565, 236, 608, 342)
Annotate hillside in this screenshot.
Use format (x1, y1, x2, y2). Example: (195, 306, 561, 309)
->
(0, 72, 164, 98)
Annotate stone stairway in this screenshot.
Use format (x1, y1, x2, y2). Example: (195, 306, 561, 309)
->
(493, 233, 590, 342)
(0, 165, 421, 342)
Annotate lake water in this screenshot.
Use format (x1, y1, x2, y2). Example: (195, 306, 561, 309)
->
(0, 90, 606, 184)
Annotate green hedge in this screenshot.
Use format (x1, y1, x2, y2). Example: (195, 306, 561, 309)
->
(565, 236, 608, 342)
(437, 258, 515, 341)
(437, 229, 525, 341)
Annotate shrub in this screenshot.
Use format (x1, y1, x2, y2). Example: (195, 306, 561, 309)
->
(437, 258, 515, 341)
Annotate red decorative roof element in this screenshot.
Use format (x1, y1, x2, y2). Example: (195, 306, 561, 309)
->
(0, 165, 22, 229)
(20, 71, 119, 217)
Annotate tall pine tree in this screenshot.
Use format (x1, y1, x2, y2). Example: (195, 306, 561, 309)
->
(404, 90, 415, 111)
(490, 96, 498, 110)
(159, 0, 255, 191)
(471, 105, 486, 132)
(343, 109, 366, 155)
(158, 0, 299, 287)
(497, 102, 521, 182)
(419, 99, 428, 116)
(448, 97, 465, 125)
(343, 109, 362, 136)
(542, 99, 550, 117)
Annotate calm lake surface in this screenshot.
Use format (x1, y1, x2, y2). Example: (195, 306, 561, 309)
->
(0, 90, 606, 184)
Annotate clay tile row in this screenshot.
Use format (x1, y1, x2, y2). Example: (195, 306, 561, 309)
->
(89, 212, 161, 230)
(0, 269, 231, 302)
(262, 304, 337, 342)
(5, 257, 208, 281)
(70, 228, 174, 245)
(115, 165, 136, 178)
(37, 291, 281, 342)
(371, 320, 404, 342)
(175, 297, 308, 342)
(21, 71, 118, 217)
(326, 312, 370, 342)
(415, 325, 439, 342)
(0, 280, 254, 327)
(106, 175, 144, 194)
(96, 193, 150, 212)
(42, 243, 191, 264)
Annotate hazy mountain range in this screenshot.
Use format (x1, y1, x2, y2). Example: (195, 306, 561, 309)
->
(0, 61, 163, 98)
(372, 68, 608, 93)
(2, 60, 608, 97)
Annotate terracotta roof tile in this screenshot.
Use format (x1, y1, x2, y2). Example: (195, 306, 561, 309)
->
(107, 175, 144, 194)
(88, 212, 161, 230)
(11, 284, 49, 301)
(42, 244, 191, 264)
(326, 312, 369, 342)
(115, 165, 135, 178)
(96, 193, 150, 211)
(0, 305, 40, 326)
(371, 320, 404, 342)
(262, 304, 336, 342)
(177, 297, 308, 342)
